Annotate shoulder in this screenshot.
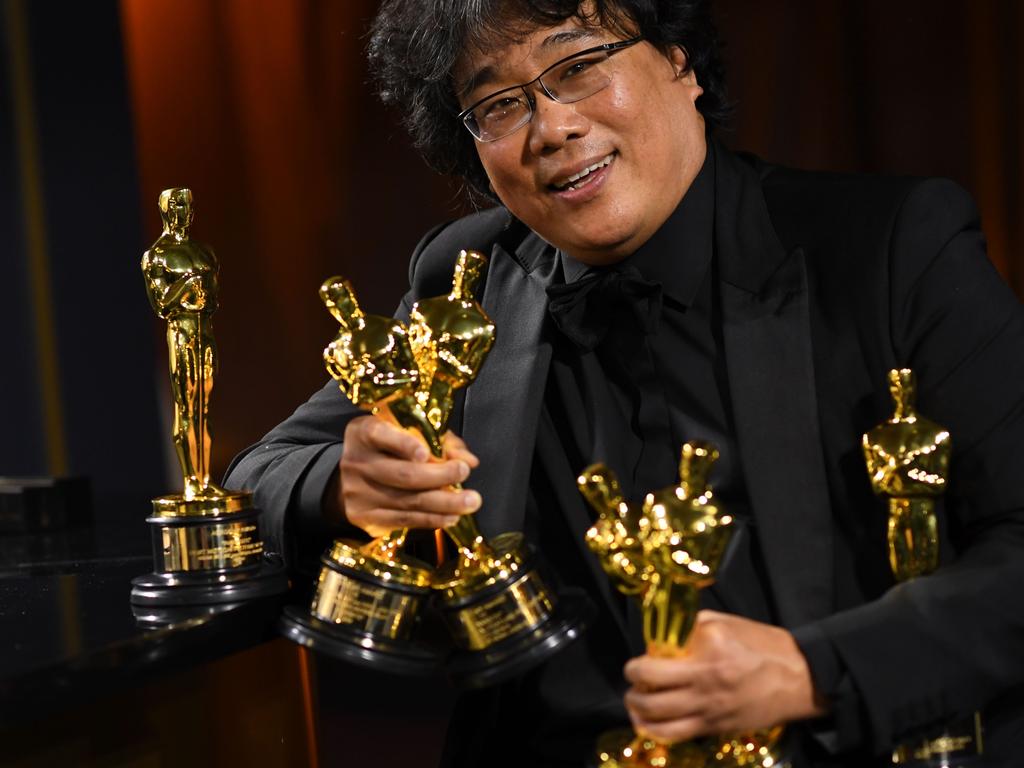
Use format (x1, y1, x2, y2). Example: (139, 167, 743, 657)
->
(405, 205, 537, 298)
(742, 153, 979, 254)
(733, 153, 985, 305)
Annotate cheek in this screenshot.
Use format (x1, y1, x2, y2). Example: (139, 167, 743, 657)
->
(477, 143, 529, 193)
(602, 80, 647, 129)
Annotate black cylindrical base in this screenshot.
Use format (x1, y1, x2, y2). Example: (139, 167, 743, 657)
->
(446, 587, 595, 689)
(131, 599, 247, 628)
(279, 604, 443, 677)
(130, 555, 288, 606)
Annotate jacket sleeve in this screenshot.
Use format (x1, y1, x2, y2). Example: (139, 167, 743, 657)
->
(810, 178, 1024, 752)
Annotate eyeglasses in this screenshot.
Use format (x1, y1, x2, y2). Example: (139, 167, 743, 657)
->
(458, 36, 643, 143)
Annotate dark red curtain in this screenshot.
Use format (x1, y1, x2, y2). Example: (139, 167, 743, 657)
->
(120, 0, 1024, 485)
(116, 3, 1024, 765)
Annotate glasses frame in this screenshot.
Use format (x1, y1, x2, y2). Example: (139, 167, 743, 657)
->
(458, 36, 644, 142)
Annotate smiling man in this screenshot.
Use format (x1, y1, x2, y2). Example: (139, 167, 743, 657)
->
(226, 1, 1024, 766)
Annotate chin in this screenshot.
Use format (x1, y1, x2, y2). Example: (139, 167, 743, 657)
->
(557, 224, 638, 265)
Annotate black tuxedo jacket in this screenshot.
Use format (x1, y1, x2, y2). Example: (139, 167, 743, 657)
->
(226, 145, 1024, 764)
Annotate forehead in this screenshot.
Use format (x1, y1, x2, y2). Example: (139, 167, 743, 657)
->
(454, 16, 610, 102)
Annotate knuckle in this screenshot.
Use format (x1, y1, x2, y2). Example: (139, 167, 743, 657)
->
(711, 661, 739, 689)
(396, 492, 421, 512)
(390, 510, 415, 528)
(393, 464, 414, 487)
(347, 415, 371, 441)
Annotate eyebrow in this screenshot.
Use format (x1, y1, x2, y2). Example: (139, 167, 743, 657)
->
(457, 27, 601, 102)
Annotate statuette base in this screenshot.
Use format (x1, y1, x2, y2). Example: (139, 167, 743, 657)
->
(130, 558, 287, 605)
(131, 492, 287, 606)
(446, 585, 594, 689)
(437, 533, 594, 688)
(279, 604, 443, 677)
(593, 729, 708, 768)
(281, 539, 440, 675)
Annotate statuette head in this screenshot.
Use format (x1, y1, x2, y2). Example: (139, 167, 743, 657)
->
(158, 187, 194, 237)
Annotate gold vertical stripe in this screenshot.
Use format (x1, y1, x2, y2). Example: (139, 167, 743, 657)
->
(296, 645, 320, 768)
(57, 573, 82, 656)
(4, 0, 67, 475)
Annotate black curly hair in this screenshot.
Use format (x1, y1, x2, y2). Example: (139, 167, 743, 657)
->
(367, 0, 728, 201)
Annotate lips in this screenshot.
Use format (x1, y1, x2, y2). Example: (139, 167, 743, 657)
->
(549, 153, 616, 191)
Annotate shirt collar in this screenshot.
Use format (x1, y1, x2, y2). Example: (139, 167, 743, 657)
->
(560, 141, 715, 308)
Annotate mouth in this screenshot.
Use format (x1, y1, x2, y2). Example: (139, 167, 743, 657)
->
(549, 153, 616, 192)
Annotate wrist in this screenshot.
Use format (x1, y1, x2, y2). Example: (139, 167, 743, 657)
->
(321, 468, 346, 525)
(780, 628, 831, 721)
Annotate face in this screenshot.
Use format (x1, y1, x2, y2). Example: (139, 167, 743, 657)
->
(455, 17, 707, 265)
(163, 191, 194, 231)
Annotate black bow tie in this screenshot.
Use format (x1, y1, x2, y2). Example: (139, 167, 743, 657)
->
(546, 267, 663, 352)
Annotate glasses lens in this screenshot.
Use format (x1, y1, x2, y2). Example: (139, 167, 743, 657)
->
(542, 51, 613, 103)
(469, 91, 531, 142)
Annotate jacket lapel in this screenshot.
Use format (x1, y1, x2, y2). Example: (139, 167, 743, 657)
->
(460, 233, 642, 649)
(461, 231, 559, 537)
(715, 148, 835, 627)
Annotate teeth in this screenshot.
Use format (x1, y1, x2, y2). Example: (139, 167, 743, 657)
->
(555, 154, 613, 190)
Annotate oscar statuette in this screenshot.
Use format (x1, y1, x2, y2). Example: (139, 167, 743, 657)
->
(278, 276, 440, 675)
(863, 368, 983, 767)
(282, 250, 591, 683)
(417, 251, 593, 688)
(131, 188, 287, 615)
(579, 443, 787, 768)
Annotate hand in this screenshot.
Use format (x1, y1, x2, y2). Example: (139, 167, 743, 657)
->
(326, 415, 481, 537)
(623, 610, 828, 742)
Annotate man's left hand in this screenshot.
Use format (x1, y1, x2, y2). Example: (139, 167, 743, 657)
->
(623, 610, 829, 742)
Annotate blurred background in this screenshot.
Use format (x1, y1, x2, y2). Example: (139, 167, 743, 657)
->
(2, 0, 1022, 529)
(2, 2, 1021, 765)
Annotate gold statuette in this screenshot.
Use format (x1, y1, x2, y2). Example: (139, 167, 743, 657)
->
(131, 188, 286, 615)
(864, 368, 981, 766)
(280, 276, 438, 674)
(581, 443, 786, 768)
(863, 368, 949, 581)
(414, 252, 590, 688)
(283, 250, 591, 682)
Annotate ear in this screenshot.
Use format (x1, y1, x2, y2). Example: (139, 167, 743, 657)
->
(669, 45, 703, 99)
(669, 45, 699, 80)
(668, 45, 687, 75)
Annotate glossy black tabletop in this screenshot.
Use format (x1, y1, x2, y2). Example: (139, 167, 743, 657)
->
(0, 525, 285, 727)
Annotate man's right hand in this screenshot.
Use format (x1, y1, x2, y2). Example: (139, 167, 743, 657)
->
(325, 414, 482, 537)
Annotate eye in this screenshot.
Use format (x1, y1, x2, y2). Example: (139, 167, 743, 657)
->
(557, 53, 604, 81)
(563, 60, 592, 78)
(481, 95, 526, 122)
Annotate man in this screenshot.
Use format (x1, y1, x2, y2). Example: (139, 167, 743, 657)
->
(226, 1, 1024, 765)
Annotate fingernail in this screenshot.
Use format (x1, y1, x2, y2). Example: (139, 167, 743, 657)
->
(414, 447, 429, 462)
(442, 516, 460, 528)
(463, 490, 482, 510)
(456, 461, 470, 481)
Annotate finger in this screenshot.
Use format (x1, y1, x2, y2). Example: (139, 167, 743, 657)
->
(357, 417, 430, 461)
(695, 608, 730, 624)
(442, 431, 480, 467)
(359, 455, 471, 490)
(624, 656, 702, 691)
(624, 686, 701, 724)
(356, 508, 464, 535)
(363, 477, 482, 515)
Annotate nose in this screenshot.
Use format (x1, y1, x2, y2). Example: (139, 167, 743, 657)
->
(526, 91, 590, 155)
